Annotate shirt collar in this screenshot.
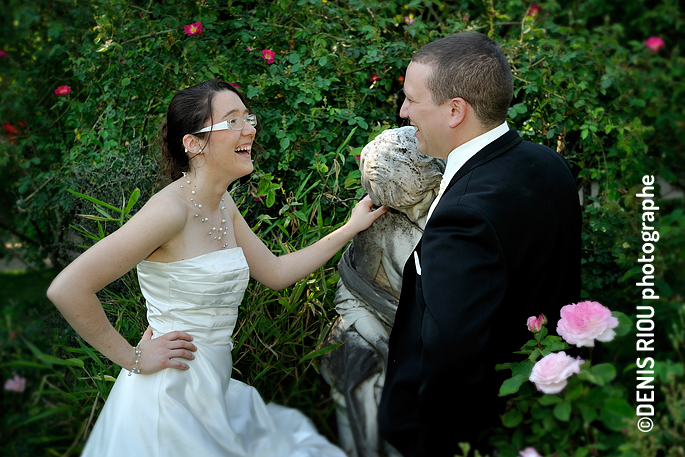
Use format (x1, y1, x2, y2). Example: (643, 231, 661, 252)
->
(441, 121, 510, 188)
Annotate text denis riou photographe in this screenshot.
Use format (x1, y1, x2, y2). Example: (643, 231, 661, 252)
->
(634, 175, 659, 433)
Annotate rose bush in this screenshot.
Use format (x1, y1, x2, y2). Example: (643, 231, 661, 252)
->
(495, 303, 637, 456)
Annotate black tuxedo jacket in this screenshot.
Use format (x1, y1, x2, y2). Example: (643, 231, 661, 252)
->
(377, 129, 581, 456)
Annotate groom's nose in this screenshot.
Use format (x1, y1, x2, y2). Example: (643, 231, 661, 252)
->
(399, 97, 409, 119)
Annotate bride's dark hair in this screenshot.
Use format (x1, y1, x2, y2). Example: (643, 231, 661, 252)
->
(159, 80, 259, 181)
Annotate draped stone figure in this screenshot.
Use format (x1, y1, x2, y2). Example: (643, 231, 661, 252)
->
(320, 127, 444, 457)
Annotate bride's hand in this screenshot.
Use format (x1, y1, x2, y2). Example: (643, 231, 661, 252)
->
(134, 327, 197, 374)
(345, 195, 388, 234)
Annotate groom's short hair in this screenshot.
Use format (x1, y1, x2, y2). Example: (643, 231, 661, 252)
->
(412, 32, 513, 129)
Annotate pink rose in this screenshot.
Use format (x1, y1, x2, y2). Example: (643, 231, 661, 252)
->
(184, 22, 203, 36)
(526, 4, 541, 17)
(54, 85, 72, 96)
(526, 314, 547, 333)
(645, 37, 665, 52)
(527, 316, 542, 333)
(529, 351, 583, 394)
(4, 374, 26, 392)
(370, 73, 381, 82)
(0, 50, 7, 58)
(404, 16, 415, 25)
(261, 49, 276, 64)
(3, 122, 18, 137)
(519, 447, 543, 457)
(556, 301, 619, 347)
(228, 83, 242, 89)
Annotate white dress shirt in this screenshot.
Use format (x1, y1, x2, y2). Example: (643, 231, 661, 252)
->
(414, 122, 510, 275)
(425, 122, 510, 222)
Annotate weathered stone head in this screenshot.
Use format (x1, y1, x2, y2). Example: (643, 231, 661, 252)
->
(360, 126, 444, 223)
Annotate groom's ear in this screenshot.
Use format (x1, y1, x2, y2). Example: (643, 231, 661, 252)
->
(448, 97, 468, 128)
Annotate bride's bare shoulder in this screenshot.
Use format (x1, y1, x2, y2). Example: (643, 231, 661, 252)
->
(134, 182, 189, 226)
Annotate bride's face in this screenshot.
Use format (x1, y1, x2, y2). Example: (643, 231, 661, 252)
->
(198, 90, 256, 180)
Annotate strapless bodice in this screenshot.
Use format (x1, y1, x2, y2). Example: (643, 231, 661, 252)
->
(136, 248, 249, 346)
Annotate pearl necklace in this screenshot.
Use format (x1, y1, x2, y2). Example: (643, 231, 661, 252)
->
(180, 172, 230, 249)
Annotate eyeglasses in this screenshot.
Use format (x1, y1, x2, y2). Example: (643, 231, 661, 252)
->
(192, 114, 257, 134)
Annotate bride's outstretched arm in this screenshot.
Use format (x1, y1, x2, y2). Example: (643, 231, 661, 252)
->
(47, 194, 197, 373)
(233, 195, 387, 291)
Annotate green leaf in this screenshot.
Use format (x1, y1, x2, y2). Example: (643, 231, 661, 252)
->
(335, 127, 357, 155)
(630, 98, 646, 108)
(499, 374, 526, 396)
(123, 188, 141, 217)
(577, 369, 602, 385)
(538, 327, 548, 340)
(578, 402, 597, 423)
(17, 406, 73, 426)
(591, 363, 616, 384)
(501, 408, 523, 428)
(600, 398, 634, 431)
(512, 360, 534, 378)
(564, 382, 584, 402)
(67, 189, 121, 212)
(575, 446, 591, 457)
(612, 311, 632, 336)
(266, 192, 276, 208)
(542, 341, 570, 355)
(538, 394, 562, 405)
(554, 402, 572, 421)
(300, 342, 343, 362)
(3, 361, 50, 369)
(655, 280, 672, 297)
(38, 355, 84, 368)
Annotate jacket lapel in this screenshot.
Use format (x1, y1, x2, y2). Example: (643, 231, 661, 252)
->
(443, 129, 522, 194)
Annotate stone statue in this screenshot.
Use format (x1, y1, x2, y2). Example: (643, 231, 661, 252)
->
(320, 126, 444, 457)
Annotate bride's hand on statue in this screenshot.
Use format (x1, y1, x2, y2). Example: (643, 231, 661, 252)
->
(135, 327, 197, 374)
(346, 195, 388, 234)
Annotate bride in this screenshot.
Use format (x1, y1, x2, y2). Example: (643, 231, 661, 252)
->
(47, 79, 387, 456)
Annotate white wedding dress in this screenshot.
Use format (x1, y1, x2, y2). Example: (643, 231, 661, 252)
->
(82, 248, 346, 457)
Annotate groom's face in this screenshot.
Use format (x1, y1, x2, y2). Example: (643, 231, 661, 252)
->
(399, 62, 453, 159)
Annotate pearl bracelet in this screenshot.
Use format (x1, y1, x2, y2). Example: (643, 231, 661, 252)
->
(128, 343, 142, 376)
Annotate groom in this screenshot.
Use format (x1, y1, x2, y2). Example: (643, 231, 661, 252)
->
(377, 33, 581, 455)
